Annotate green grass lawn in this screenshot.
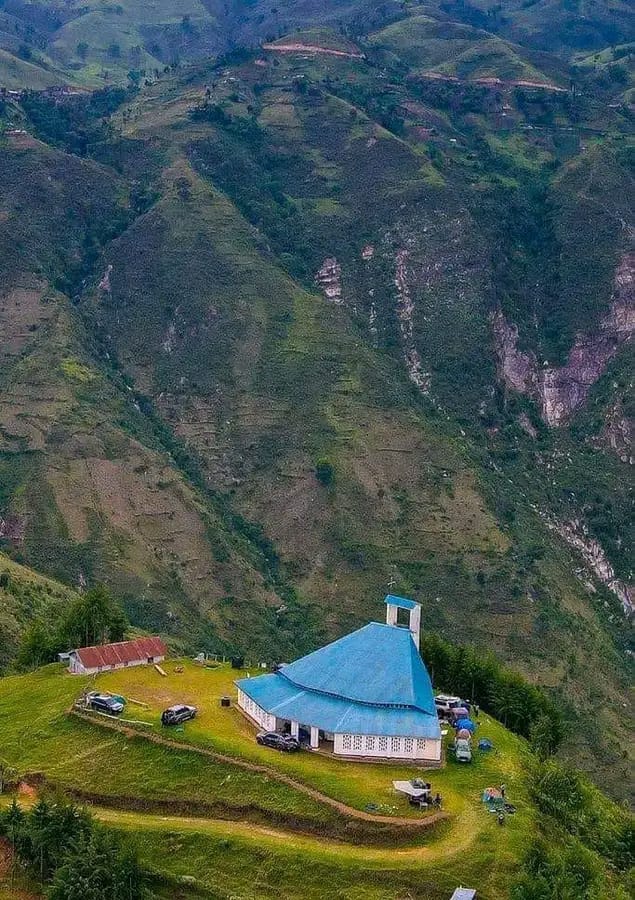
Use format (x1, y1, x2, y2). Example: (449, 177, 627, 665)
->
(96, 659, 531, 818)
(111, 810, 487, 899)
(0, 661, 536, 897)
(0, 667, 338, 829)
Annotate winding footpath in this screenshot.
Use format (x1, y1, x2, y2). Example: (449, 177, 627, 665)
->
(70, 709, 448, 829)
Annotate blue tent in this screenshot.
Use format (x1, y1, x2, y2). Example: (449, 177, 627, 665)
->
(455, 718, 475, 732)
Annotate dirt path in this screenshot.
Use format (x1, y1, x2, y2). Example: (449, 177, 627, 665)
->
(262, 43, 365, 60)
(70, 709, 447, 829)
(93, 804, 479, 865)
(419, 71, 565, 92)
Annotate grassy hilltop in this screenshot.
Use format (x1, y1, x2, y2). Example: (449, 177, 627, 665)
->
(0, 660, 631, 899)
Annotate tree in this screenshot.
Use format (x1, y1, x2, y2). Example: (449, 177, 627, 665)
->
(0, 800, 145, 896)
(58, 585, 127, 649)
(16, 620, 55, 670)
(315, 457, 334, 486)
(48, 828, 146, 899)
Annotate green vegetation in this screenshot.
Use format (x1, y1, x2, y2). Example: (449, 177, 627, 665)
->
(0, 798, 147, 899)
(17, 585, 127, 670)
(0, 0, 631, 824)
(94, 660, 531, 820)
(421, 633, 563, 754)
(0, 660, 631, 899)
(0, 555, 78, 672)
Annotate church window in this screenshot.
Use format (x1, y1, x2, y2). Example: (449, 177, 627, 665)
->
(390, 737, 401, 754)
(365, 736, 376, 752)
(378, 736, 388, 752)
(353, 735, 363, 751)
(404, 738, 414, 754)
(342, 734, 352, 750)
(416, 739, 427, 753)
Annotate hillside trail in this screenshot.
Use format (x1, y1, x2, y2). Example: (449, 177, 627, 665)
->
(92, 804, 480, 865)
(261, 42, 365, 59)
(418, 70, 565, 91)
(69, 709, 448, 828)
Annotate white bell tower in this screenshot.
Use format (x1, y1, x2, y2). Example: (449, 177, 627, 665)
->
(385, 594, 421, 650)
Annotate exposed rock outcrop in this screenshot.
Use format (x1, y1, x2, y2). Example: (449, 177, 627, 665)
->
(315, 257, 343, 304)
(543, 513, 633, 615)
(98, 264, 113, 293)
(492, 251, 634, 426)
(0, 515, 25, 542)
(394, 249, 430, 393)
(600, 401, 633, 464)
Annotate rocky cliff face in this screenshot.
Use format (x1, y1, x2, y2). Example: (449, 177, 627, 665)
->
(542, 514, 633, 616)
(315, 257, 343, 303)
(492, 251, 634, 426)
(394, 248, 431, 393)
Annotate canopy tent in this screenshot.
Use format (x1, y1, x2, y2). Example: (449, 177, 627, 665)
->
(392, 780, 431, 799)
(455, 718, 476, 732)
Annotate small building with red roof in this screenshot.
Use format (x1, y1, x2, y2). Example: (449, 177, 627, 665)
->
(68, 636, 166, 675)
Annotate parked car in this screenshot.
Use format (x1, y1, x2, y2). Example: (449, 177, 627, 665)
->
(256, 731, 301, 752)
(454, 737, 472, 763)
(434, 694, 463, 718)
(161, 704, 197, 726)
(448, 707, 470, 724)
(86, 692, 124, 716)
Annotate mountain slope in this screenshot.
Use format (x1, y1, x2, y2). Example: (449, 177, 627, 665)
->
(0, 4, 632, 799)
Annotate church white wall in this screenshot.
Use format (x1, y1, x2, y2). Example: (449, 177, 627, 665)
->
(237, 689, 276, 731)
(334, 733, 441, 762)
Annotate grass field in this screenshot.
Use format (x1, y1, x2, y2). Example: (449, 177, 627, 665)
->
(0, 661, 535, 896)
(0, 666, 340, 830)
(96, 659, 533, 821)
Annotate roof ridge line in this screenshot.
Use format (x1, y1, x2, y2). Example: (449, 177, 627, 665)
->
(278, 671, 429, 711)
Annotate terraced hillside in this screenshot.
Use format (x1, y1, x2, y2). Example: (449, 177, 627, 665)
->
(0, 0, 632, 804)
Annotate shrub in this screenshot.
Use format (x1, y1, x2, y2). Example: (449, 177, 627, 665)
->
(315, 458, 335, 486)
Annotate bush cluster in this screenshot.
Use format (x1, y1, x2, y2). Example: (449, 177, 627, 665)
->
(0, 798, 146, 898)
(420, 632, 563, 754)
(17, 585, 127, 670)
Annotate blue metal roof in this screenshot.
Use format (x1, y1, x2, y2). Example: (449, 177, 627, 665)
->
(236, 672, 441, 739)
(384, 594, 419, 610)
(277, 622, 436, 714)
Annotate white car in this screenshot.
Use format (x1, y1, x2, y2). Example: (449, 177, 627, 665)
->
(434, 694, 464, 716)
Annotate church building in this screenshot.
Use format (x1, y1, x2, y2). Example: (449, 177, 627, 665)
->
(236, 596, 442, 763)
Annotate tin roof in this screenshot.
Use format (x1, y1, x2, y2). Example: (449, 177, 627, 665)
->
(277, 622, 435, 713)
(236, 618, 440, 738)
(450, 890, 476, 900)
(73, 636, 166, 669)
(237, 672, 440, 738)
